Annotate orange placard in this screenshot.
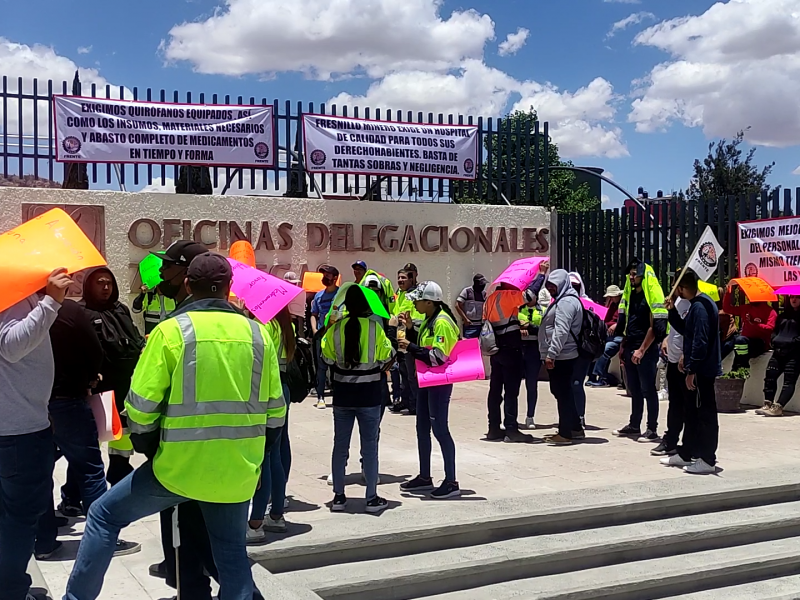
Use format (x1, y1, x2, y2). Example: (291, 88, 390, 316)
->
(229, 240, 256, 268)
(729, 277, 778, 302)
(0, 208, 106, 313)
(302, 271, 342, 293)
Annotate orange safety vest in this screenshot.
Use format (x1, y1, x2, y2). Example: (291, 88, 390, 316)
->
(483, 290, 524, 335)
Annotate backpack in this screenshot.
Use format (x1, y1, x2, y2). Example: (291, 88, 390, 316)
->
(571, 305, 608, 360)
(479, 320, 499, 356)
(282, 337, 315, 403)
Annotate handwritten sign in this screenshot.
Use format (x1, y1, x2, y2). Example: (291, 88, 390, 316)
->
(581, 298, 608, 320)
(138, 253, 163, 290)
(302, 271, 342, 293)
(229, 240, 256, 268)
(729, 277, 777, 302)
(416, 338, 485, 388)
(776, 285, 800, 296)
(227, 258, 304, 324)
(492, 257, 547, 290)
(0, 208, 106, 313)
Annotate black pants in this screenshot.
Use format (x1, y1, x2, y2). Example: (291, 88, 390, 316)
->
(663, 362, 688, 449)
(549, 358, 581, 438)
(487, 347, 523, 431)
(732, 335, 766, 370)
(678, 374, 719, 466)
(764, 352, 800, 407)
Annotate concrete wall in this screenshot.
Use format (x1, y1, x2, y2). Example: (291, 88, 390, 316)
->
(0, 189, 551, 306)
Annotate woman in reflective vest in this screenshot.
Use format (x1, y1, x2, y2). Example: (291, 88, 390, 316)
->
(398, 281, 461, 500)
(519, 291, 544, 429)
(321, 285, 395, 514)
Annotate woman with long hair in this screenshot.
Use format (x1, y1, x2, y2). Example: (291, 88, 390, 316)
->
(398, 281, 462, 499)
(247, 306, 295, 543)
(759, 295, 800, 417)
(322, 286, 395, 513)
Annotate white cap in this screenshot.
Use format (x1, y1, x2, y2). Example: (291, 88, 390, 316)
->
(538, 288, 552, 306)
(408, 281, 444, 302)
(283, 271, 301, 284)
(362, 274, 382, 290)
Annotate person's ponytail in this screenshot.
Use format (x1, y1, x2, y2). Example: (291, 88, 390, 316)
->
(274, 307, 296, 362)
(343, 286, 370, 369)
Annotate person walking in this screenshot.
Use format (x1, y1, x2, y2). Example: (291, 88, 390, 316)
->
(64, 252, 285, 600)
(519, 290, 544, 429)
(456, 274, 489, 340)
(322, 285, 395, 513)
(398, 282, 462, 499)
(311, 265, 341, 409)
(0, 269, 70, 600)
(587, 285, 624, 387)
(758, 295, 800, 417)
(661, 268, 721, 475)
(539, 270, 584, 446)
(612, 258, 668, 443)
(722, 281, 776, 370)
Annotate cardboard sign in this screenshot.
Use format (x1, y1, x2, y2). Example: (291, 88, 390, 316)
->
(302, 271, 342, 293)
(229, 240, 256, 268)
(581, 298, 608, 320)
(0, 208, 106, 313)
(775, 285, 800, 296)
(227, 259, 304, 324)
(492, 257, 547, 290)
(416, 338, 485, 388)
(138, 253, 163, 290)
(729, 277, 777, 302)
(89, 391, 123, 442)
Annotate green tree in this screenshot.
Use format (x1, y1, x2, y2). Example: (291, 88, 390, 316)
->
(451, 108, 600, 213)
(688, 130, 774, 200)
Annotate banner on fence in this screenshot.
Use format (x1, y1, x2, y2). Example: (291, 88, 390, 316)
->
(738, 216, 800, 288)
(302, 114, 479, 180)
(54, 96, 275, 168)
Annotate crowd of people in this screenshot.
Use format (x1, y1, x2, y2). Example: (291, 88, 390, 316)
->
(1, 243, 797, 600)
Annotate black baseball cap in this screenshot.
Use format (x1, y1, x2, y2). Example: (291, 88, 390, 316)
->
(187, 252, 232, 291)
(473, 273, 488, 285)
(319, 264, 340, 277)
(156, 240, 208, 268)
(403, 263, 418, 273)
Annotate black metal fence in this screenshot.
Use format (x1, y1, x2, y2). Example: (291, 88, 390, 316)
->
(0, 75, 549, 203)
(557, 189, 800, 301)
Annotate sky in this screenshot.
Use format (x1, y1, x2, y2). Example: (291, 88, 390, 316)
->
(3, 0, 800, 207)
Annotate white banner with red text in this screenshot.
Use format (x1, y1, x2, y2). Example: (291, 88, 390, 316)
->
(738, 216, 800, 287)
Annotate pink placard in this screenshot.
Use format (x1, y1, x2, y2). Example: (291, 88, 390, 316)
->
(775, 285, 800, 296)
(492, 257, 547, 290)
(227, 258, 304, 324)
(581, 298, 608, 320)
(415, 338, 485, 388)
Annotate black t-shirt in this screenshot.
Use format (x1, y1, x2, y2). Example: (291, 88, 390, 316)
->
(626, 289, 651, 346)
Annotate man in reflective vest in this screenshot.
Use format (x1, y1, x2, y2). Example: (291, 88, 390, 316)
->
(64, 253, 285, 600)
(612, 258, 668, 442)
(132, 285, 176, 335)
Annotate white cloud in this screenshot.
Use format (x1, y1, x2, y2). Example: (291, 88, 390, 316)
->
(606, 11, 655, 39)
(163, 0, 495, 80)
(77, 45, 92, 55)
(498, 28, 530, 56)
(630, 0, 800, 147)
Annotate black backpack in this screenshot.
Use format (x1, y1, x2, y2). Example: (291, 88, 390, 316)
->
(282, 337, 315, 403)
(571, 305, 608, 360)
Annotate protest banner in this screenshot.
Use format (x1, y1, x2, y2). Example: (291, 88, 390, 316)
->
(54, 96, 275, 168)
(776, 284, 800, 296)
(302, 271, 342, 293)
(88, 391, 122, 442)
(581, 298, 608, 320)
(738, 216, 800, 288)
(303, 114, 479, 180)
(227, 259, 304, 324)
(416, 338, 485, 388)
(729, 277, 777, 302)
(229, 240, 256, 267)
(0, 208, 106, 313)
(492, 257, 547, 289)
(138, 253, 163, 289)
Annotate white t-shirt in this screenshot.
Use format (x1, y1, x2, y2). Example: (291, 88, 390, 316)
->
(666, 297, 690, 364)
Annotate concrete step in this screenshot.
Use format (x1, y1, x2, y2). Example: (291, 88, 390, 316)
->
(425, 536, 800, 600)
(661, 574, 800, 599)
(277, 501, 800, 600)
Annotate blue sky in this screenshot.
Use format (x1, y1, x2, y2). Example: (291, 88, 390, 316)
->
(2, 0, 799, 205)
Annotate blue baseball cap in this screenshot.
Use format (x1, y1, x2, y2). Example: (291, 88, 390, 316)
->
(352, 260, 368, 270)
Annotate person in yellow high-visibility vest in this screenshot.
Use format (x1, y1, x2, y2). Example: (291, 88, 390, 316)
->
(390, 268, 425, 415)
(65, 253, 284, 600)
(518, 291, 545, 430)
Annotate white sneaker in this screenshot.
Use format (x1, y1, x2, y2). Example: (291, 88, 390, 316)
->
(660, 455, 694, 467)
(523, 417, 536, 430)
(245, 526, 266, 545)
(327, 473, 334, 486)
(684, 458, 716, 474)
(264, 515, 287, 533)
(315, 398, 327, 409)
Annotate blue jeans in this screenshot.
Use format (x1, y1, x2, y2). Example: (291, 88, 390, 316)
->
(0, 428, 54, 600)
(280, 402, 291, 482)
(314, 336, 328, 399)
(250, 426, 285, 521)
(623, 344, 660, 432)
(463, 323, 482, 339)
(572, 356, 592, 420)
(37, 398, 107, 553)
(416, 384, 457, 482)
(331, 405, 381, 500)
(64, 461, 256, 600)
(522, 343, 541, 419)
(592, 336, 623, 382)
(390, 363, 402, 402)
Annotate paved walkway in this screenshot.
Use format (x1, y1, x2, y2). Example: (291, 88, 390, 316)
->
(40, 379, 800, 599)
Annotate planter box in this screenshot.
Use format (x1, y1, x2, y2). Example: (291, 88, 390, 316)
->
(715, 378, 746, 413)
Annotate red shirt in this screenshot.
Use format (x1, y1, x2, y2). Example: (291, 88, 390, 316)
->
(722, 294, 777, 347)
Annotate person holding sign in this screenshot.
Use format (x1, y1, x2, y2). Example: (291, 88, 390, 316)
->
(0, 268, 71, 600)
(391, 269, 424, 415)
(132, 284, 176, 335)
(519, 290, 545, 430)
(722, 282, 777, 370)
(312, 265, 341, 409)
(398, 282, 462, 499)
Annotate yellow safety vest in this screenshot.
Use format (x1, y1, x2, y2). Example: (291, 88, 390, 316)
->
(417, 311, 459, 367)
(321, 317, 395, 384)
(125, 310, 285, 503)
(619, 263, 668, 335)
(143, 294, 176, 334)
